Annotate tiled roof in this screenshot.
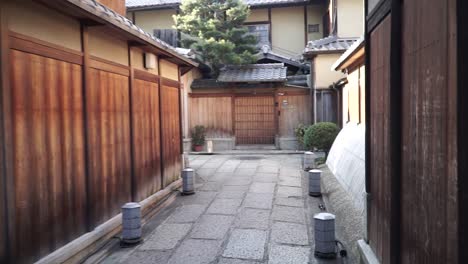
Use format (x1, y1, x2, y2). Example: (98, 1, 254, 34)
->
(332, 36, 365, 71)
(61, 0, 197, 66)
(217, 63, 287, 83)
(257, 45, 306, 70)
(126, 0, 309, 9)
(304, 36, 359, 55)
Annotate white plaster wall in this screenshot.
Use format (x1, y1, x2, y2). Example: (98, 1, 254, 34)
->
(326, 123, 365, 214)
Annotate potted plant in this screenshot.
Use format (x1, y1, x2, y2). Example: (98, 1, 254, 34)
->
(191, 125, 206, 152)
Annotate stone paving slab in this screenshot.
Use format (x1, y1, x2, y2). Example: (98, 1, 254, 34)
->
(218, 258, 264, 264)
(271, 205, 305, 223)
(249, 182, 276, 194)
(225, 177, 252, 186)
(207, 198, 243, 215)
(139, 223, 192, 250)
(190, 214, 235, 239)
(122, 250, 172, 264)
(257, 166, 279, 174)
(237, 208, 271, 230)
(217, 190, 247, 199)
(180, 191, 217, 205)
(271, 222, 309, 245)
(167, 204, 206, 223)
(275, 197, 304, 207)
(278, 176, 302, 187)
(222, 229, 268, 260)
(168, 239, 222, 264)
(200, 182, 223, 191)
(101, 154, 351, 264)
(277, 186, 303, 198)
(268, 245, 310, 264)
(243, 193, 274, 209)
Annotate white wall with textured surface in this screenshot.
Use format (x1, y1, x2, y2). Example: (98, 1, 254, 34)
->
(326, 123, 365, 214)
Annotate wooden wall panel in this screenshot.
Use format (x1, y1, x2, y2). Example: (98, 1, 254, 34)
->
(400, 0, 457, 262)
(86, 68, 131, 226)
(132, 78, 161, 201)
(10, 50, 87, 263)
(369, 14, 391, 263)
(161, 85, 181, 187)
(189, 96, 233, 138)
(235, 96, 275, 145)
(278, 94, 311, 137)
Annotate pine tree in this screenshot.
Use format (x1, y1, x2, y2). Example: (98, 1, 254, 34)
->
(174, 0, 258, 76)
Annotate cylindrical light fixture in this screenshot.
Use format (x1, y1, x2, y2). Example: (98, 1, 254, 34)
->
(121, 202, 142, 246)
(308, 169, 322, 197)
(182, 168, 195, 195)
(303, 151, 316, 170)
(314, 212, 336, 259)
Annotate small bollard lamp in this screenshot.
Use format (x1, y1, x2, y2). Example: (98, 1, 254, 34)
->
(121, 202, 142, 246)
(308, 169, 322, 197)
(314, 212, 337, 259)
(303, 151, 316, 171)
(207, 140, 213, 153)
(182, 168, 195, 195)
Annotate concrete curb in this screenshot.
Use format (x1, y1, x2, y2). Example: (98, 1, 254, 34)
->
(35, 179, 182, 264)
(318, 164, 365, 264)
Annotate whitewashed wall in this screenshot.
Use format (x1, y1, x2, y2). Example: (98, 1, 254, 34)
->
(326, 123, 365, 214)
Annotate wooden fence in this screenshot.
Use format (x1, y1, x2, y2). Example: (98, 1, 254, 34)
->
(1, 30, 183, 263)
(188, 92, 311, 141)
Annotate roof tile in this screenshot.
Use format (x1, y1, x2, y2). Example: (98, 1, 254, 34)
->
(126, 0, 309, 9)
(217, 63, 287, 83)
(304, 36, 359, 55)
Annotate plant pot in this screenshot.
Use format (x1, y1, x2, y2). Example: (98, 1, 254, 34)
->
(193, 145, 203, 152)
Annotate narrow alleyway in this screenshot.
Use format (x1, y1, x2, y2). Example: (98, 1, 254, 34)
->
(101, 154, 347, 264)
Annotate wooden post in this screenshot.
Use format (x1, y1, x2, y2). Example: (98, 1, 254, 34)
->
(157, 57, 164, 188)
(304, 5, 308, 46)
(0, 5, 14, 262)
(128, 45, 136, 202)
(178, 67, 183, 155)
(80, 23, 94, 231)
(458, 0, 468, 261)
(389, 0, 402, 262)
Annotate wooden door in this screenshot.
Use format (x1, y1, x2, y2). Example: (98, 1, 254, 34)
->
(234, 96, 275, 145)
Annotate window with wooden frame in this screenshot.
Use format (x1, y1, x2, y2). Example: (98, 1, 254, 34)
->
(245, 23, 270, 47)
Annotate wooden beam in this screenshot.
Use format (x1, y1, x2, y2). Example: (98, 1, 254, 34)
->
(157, 56, 164, 189)
(268, 8, 272, 44)
(80, 23, 93, 231)
(458, 0, 468, 261)
(389, 0, 402, 263)
(304, 5, 308, 45)
(364, 0, 371, 243)
(134, 69, 160, 83)
(8, 31, 83, 65)
(0, 4, 14, 262)
(178, 68, 183, 155)
(128, 46, 137, 202)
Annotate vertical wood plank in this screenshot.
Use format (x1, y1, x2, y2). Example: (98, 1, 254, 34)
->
(0, 5, 12, 262)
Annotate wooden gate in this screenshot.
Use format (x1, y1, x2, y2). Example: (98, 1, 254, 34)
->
(234, 96, 275, 145)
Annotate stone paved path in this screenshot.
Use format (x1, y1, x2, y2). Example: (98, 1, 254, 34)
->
(101, 154, 343, 264)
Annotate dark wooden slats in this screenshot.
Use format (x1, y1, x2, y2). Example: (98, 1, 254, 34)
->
(368, 14, 392, 263)
(235, 96, 275, 145)
(3, 32, 185, 263)
(161, 85, 182, 187)
(131, 78, 162, 201)
(10, 49, 87, 263)
(400, 0, 457, 262)
(86, 68, 132, 226)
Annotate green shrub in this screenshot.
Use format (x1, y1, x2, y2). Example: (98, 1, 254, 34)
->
(191, 125, 206, 146)
(294, 123, 308, 149)
(304, 122, 339, 156)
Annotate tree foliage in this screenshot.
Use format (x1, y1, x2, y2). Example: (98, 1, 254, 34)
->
(174, 0, 258, 76)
